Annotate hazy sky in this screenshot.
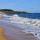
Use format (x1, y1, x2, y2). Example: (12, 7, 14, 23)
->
(0, 0, 40, 13)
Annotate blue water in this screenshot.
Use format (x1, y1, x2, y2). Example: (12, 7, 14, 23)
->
(7, 13, 40, 19)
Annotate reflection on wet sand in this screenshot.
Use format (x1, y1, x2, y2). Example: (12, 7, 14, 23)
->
(0, 27, 38, 40)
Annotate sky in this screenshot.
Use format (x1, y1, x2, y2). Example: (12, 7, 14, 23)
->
(0, 0, 40, 13)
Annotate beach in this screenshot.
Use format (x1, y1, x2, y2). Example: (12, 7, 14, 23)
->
(0, 20, 38, 40)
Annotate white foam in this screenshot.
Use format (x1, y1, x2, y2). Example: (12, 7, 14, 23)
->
(10, 14, 40, 27)
(0, 14, 40, 27)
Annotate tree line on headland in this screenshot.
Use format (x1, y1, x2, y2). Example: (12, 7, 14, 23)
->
(0, 9, 27, 14)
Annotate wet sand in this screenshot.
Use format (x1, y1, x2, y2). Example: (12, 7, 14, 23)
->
(0, 26, 38, 40)
(7, 27, 38, 40)
(0, 21, 38, 40)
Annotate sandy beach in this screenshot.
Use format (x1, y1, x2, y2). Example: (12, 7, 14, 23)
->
(0, 22, 38, 40)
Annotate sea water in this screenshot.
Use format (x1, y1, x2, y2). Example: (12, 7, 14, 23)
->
(0, 13, 40, 39)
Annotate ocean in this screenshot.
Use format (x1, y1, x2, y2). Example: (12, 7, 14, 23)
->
(0, 13, 40, 39)
(7, 13, 40, 19)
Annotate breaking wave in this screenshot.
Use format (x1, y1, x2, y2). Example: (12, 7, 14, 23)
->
(11, 14, 40, 26)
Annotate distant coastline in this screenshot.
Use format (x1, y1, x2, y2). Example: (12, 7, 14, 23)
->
(0, 9, 27, 14)
(0, 9, 40, 19)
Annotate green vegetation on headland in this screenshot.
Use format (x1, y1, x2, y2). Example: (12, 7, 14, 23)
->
(0, 9, 16, 13)
(0, 9, 27, 14)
